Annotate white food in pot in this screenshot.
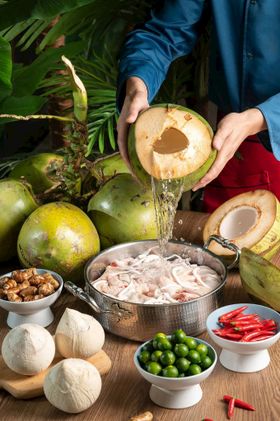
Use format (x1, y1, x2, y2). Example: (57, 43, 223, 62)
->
(43, 358, 102, 413)
(55, 308, 105, 358)
(1, 323, 55, 375)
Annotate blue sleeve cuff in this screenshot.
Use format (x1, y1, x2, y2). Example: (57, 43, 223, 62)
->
(256, 94, 280, 161)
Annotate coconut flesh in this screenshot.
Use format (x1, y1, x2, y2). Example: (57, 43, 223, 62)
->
(128, 105, 215, 187)
(203, 190, 280, 260)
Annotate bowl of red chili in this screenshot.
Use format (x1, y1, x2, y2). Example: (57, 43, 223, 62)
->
(206, 303, 280, 372)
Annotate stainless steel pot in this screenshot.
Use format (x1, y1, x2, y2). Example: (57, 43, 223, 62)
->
(65, 235, 240, 341)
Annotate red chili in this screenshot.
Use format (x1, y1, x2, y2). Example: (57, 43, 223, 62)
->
(230, 320, 262, 327)
(240, 330, 268, 342)
(202, 419, 214, 421)
(234, 323, 262, 332)
(225, 333, 243, 340)
(252, 334, 275, 341)
(227, 398, 235, 419)
(219, 306, 248, 322)
(261, 319, 277, 329)
(231, 314, 259, 321)
(223, 395, 255, 411)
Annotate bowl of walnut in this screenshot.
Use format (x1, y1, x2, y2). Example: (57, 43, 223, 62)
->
(0, 268, 63, 328)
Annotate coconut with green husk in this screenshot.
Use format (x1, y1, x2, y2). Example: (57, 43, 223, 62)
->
(17, 202, 100, 282)
(128, 104, 216, 190)
(88, 173, 157, 248)
(9, 153, 64, 194)
(203, 190, 280, 261)
(0, 179, 39, 262)
(240, 248, 280, 311)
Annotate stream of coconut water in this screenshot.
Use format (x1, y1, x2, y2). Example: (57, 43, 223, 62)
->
(151, 176, 184, 257)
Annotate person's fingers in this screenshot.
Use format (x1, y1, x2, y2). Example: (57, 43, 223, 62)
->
(126, 92, 149, 123)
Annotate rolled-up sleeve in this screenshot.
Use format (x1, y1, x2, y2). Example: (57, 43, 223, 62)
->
(256, 93, 280, 160)
(117, 0, 206, 111)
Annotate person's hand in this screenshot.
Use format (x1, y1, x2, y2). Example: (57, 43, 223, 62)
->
(117, 77, 149, 168)
(192, 108, 267, 191)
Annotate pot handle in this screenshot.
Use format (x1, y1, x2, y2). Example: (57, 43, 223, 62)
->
(203, 234, 241, 270)
(64, 281, 131, 319)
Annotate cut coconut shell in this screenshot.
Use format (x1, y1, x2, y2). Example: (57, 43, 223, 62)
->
(203, 190, 280, 261)
(240, 248, 280, 311)
(128, 104, 216, 191)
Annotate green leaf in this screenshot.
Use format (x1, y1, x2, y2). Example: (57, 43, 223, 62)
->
(0, 36, 12, 101)
(0, 95, 46, 124)
(107, 116, 116, 150)
(0, 0, 95, 31)
(12, 41, 83, 96)
(98, 126, 105, 154)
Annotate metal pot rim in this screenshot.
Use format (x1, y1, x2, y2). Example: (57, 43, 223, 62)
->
(84, 239, 228, 308)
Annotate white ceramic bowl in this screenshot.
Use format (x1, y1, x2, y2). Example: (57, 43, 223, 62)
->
(0, 269, 63, 328)
(134, 337, 217, 409)
(206, 303, 280, 373)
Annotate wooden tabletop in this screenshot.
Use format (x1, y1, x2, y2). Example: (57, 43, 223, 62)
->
(0, 220, 279, 420)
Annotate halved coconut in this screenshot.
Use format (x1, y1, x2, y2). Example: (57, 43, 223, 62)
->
(128, 104, 216, 191)
(203, 190, 280, 261)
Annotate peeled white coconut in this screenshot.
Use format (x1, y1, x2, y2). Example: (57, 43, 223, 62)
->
(203, 190, 280, 260)
(1, 323, 55, 375)
(55, 308, 105, 358)
(43, 358, 102, 413)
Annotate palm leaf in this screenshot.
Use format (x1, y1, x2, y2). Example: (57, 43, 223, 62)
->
(0, 36, 12, 101)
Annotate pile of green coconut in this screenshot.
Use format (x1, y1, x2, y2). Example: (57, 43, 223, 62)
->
(1, 57, 280, 313)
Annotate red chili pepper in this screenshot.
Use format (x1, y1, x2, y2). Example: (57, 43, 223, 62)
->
(224, 333, 243, 340)
(201, 419, 214, 421)
(252, 334, 275, 341)
(230, 320, 262, 326)
(240, 330, 274, 342)
(231, 313, 259, 321)
(227, 398, 235, 419)
(261, 319, 277, 329)
(218, 306, 248, 322)
(223, 395, 255, 411)
(234, 323, 262, 332)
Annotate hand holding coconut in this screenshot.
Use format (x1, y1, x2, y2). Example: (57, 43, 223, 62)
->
(192, 108, 267, 191)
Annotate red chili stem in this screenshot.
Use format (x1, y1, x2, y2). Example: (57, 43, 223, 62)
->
(219, 306, 248, 322)
(227, 398, 235, 419)
(223, 395, 255, 411)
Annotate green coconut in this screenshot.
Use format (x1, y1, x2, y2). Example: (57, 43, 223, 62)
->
(87, 173, 157, 248)
(0, 179, 39, 262)
(17, 202, 100, 282)
(91, 152, 130, 183)
(128, 104, 216, 191)
(240, 248, 280, 311)
(10, 153, 64, 194)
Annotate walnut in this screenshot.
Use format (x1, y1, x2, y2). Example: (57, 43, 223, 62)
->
(0, 277, 10, 288)
(29, 275, 48, 286)
(23, 295, 35, 302)
(12, 268, 37, 283)
(42, 273, 60, 289)
(5, 287, 20, 295)
(34, 294, 45, 300)
(18, 280, 30, 290)
(38, 283, 54, 296)
(3, 279, 17, 290)
(7, 292, 22, 302)
(19, 286, 38, 297)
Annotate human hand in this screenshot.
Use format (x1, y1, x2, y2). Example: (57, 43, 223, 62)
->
(192, 108, 267, 191)
(117, 77, 149, 168)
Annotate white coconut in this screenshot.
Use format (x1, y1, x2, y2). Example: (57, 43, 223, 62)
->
(55, 308, 105, 358)
(43, 358, 102, 413)
(1, 323, 55, 375)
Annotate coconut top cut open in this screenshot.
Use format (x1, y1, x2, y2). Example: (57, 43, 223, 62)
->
(128, 104, 215, 187)
(203, 190, 280, 259)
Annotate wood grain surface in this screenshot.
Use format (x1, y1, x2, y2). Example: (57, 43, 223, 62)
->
(0, 212, 279, 421)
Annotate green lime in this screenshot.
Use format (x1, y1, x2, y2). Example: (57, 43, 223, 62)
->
(151, 350, 163, 362)
(154, 332, 167, 340)
(142, 341, 154, 352)
(157, 337, 172, 351)
(160, 350, 176, 366)
(146, 361, 162, 375)
(174, 343, 189, 357)
(196, 343, 208, 357)
(184, 337, 198, 349)
(139, 350, 150, 364)
(175, 357, 191, 373)
(188, 364, 202, 376)
(162, 365, 179, 378)
(201, 355, 213, 369)
(171, 329, 187, 344)
(188, 350, 201, 364)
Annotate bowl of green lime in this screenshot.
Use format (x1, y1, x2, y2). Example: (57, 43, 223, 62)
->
(134, 329, 217, 409)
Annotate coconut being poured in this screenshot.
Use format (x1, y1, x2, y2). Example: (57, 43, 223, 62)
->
(92, 105, 221, 304)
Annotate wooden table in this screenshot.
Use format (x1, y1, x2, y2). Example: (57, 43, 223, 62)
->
(1, 221, 279, 420)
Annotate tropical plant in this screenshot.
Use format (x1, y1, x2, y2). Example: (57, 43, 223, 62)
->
(0, 0, 209, 156)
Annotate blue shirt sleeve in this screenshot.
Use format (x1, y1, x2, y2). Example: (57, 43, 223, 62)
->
(117, 0, 206, 111)
(256, 95, 280, 161)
